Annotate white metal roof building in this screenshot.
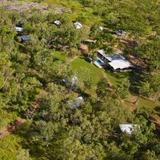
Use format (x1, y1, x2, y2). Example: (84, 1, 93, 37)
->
(96, 50, 133, 71)
(119, 124, 137, 135)
(106, 54, 125, 62)
(108, 59, 133, 70)
(97, 50, 108, 59)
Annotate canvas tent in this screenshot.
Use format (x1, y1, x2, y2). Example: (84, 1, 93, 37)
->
(74, 21, 83, 29)
(54, 20, 61, 26)
(15, 26, 23, 32)
(68, 96, 84, 109)
(119, 124, 137, 135)
(18, 35, 31, 42)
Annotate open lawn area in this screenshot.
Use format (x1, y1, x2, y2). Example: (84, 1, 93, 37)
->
(52, 52, 131, 86)
(52, 51, 67, 62)
(138, 97, 158, 109)
(0, 135, 23, 160)
(123, 96, 158, 111)
(71, 57, 105, 85)
(0, 111, 17, 130)
(52, 52, 105, 85)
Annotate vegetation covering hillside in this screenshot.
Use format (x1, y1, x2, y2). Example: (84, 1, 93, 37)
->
(0, 0, 160, 159)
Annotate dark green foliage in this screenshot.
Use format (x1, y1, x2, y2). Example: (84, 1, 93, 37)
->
(0, 1, 160, 160)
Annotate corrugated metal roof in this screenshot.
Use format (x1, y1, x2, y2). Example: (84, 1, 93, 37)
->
(108, 59, 132, 70)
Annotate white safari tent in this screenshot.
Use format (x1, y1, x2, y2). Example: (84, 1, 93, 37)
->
(68, 96, 84, 109)
(54, 20, 61, 26)
(15, 26, 23, 32)
(119, 124, 137, 135)
(74, 21, 83, 29)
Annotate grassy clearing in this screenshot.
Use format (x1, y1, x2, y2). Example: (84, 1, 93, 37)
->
(45, 0, 82, 8)
(0, 111, 17, 130)
(52, 52, 131, 86)
(0, 135, 22, 160)
(123, 93, 158, 112)
(71, 57, 158, 111)
(52, 51, 67, 62)
(138, 97, 158, 109)
(52, 52, 104, 85)
(71, 57, 105, 85)
(104, 71, 130, 86)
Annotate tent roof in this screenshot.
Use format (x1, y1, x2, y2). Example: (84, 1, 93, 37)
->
(119, 124, 136, 134)
(15, 26, 23, 32)
(54, 20, 61, 26)
(68, 96, 84, 109)
(74, 21, 83, 29)
(18, 35, 31, 41)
